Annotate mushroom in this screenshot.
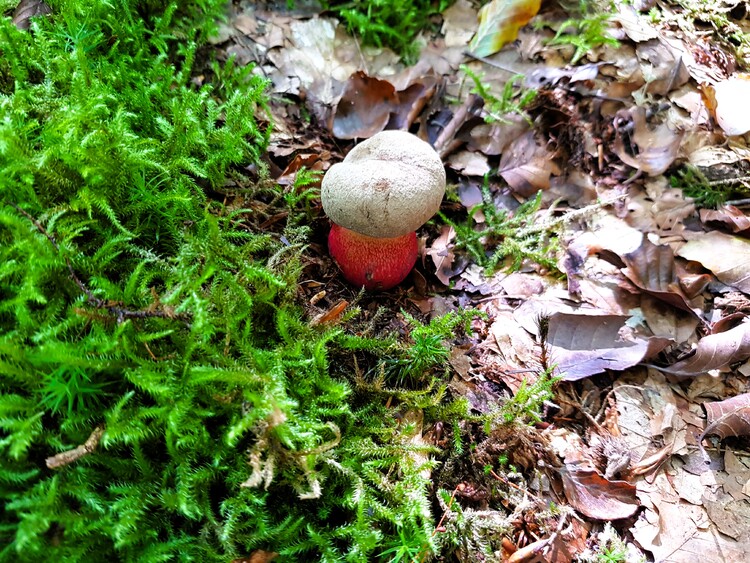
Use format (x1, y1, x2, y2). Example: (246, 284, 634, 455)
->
(321, 130, 446, 290)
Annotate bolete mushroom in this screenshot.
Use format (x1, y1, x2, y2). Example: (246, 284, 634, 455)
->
(321, 130, 446, 290)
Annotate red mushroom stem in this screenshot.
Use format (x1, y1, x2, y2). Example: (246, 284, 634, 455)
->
(328, 223, 417, 290)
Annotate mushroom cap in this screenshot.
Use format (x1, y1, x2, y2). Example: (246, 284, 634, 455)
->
(321, 130, 446, 239)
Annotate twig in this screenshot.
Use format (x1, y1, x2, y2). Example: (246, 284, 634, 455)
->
(489, 469, 544, 502)
(506, 511, 573, 563)
(10, 202, 190, 324)
(46, 425, 105, 469)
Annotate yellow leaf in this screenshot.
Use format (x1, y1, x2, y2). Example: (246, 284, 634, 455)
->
(469, 0, 542, 57)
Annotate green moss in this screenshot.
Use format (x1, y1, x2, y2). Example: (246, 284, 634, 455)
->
(322, 0, 453, 63)
(0, 2, 447, 561)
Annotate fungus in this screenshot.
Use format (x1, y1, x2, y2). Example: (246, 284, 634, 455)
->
(321, 130, 446, 290)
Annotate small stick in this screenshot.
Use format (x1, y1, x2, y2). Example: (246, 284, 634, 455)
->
(46, 425, 105, 469)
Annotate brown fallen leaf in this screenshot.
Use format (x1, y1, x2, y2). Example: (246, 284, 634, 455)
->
(498, 131, 559, 197)
(700, 205, 750, 234)
(309, 300, 348, 327)
(546, 313, 669, 381)
(660, 319, 750, 377)
(621, 238, 699, 314)
(12, 0, 51, 30)
(275, 152, 327, 185)
(469, 0, 542, 57)
(447, 150, 491, 177)
(677, 230, 750, 293)
(613, 107, 682, 176)
(387, 76, 438, 131)
(331, 71, 398, 139)
(560, 463, 639, 520)
(425, 226, 457, 286)
(700, 393, 750, 458)
(232, 550, 278, 563)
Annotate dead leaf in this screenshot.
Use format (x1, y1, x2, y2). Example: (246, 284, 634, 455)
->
(663, 319, 750, 377)
(640, 296, 698, 344)
(309, 300, 348, 327)
(12, 0, 51, 30)
(678, 230, 750, 293)
(546, 313, 668, 381)
(632, 497, 750, 562)
(442, 0, 479, 48)
(331, 71, 398, 139)
(387, 76, 438, 130)
(232, 550, 279, 563)
(621, 238, 698, 314)
(275, 153, 327, 185)
(498, 131, 559, 197)
(469, 0, 542, 57)
(701, 393, 750, 448)
(467, 120, 529, 156)
(613, 107, 683, 176)
(700, 205, 750, 234)
(426, 226, 457, 286)
(560, 464, 639, 520)
(447, 150, 491, 177)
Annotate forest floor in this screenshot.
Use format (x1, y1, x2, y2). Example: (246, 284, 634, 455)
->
(211, 0, 750, 561)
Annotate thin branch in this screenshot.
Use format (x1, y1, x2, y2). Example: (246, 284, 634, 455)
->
(10, 202, 190, 323)
(46, 425, 105, 469)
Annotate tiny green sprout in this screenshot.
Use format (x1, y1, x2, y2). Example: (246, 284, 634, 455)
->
(545, 0, 620, 64)
(460, 64, 537, 125)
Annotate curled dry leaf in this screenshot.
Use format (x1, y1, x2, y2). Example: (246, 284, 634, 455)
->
(332, 71, 398, 139)
(498, 131, 559, 197)
(469, 0, 542, 57)
(425, 226, 457, 286)
(662, 319, 750, 377)
(677, 230, 750, 293)
(447, 150, 491, 177)
(560, 464, 639, 520)
(700, 205, 750, 234)
(546, 313, 669, 381)
(387, 75, 438, 131)
(621, 238, 698, 314)
(613, 107, 682, 176)
(700, 393, 750, 457)
(13, 0, 52, 30)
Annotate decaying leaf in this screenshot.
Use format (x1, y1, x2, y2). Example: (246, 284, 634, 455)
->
(677, 230, 750, 293)
(232, 550, 279, 563)
(700, 205, 750, 234)
(331, 71, 398, 139)
(701, 393, 750, 449)
(546, 313, 668, 381)
(447, 150, 491, 177)
(469, 0, 542, 57)
(621, 238, 698, 314)
(387, 75, 438, 130)
(13, 0, 51, 30)
(560, 464, 639, 520)
(613, 107, 683, 176)
(426, 226, 457, 286)
(232, 549, 279, 563)
(498, 131, 559, 197)
(663, 319, 750, 377)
